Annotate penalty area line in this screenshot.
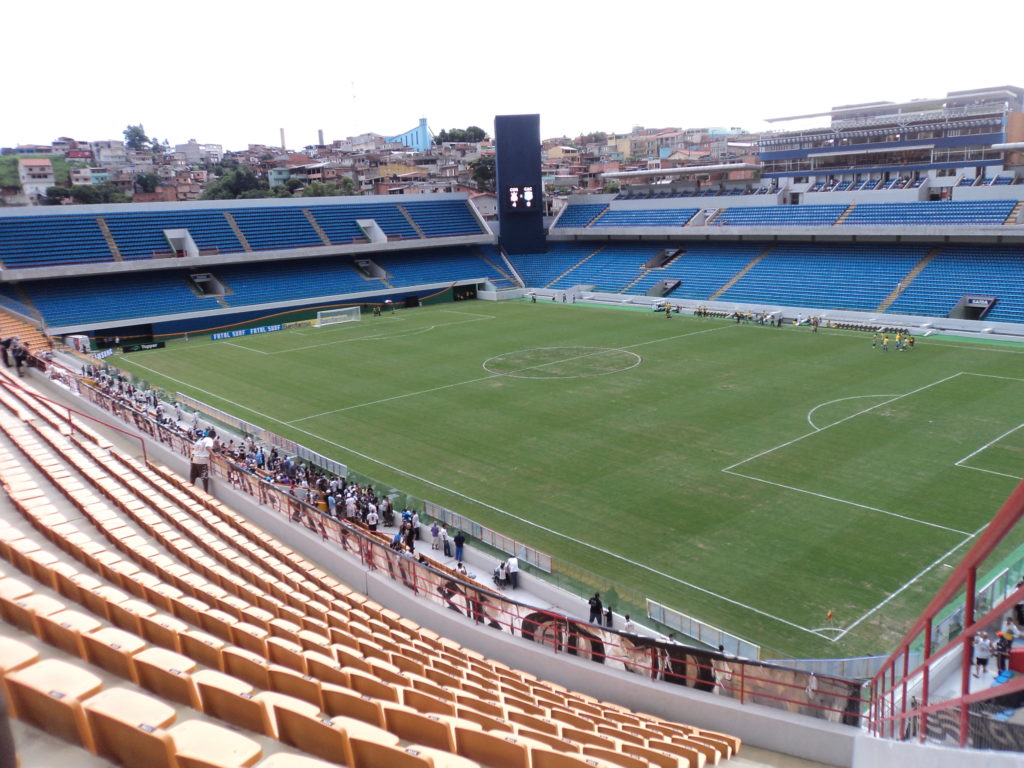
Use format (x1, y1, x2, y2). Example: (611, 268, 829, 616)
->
(116, 355, 825, 640)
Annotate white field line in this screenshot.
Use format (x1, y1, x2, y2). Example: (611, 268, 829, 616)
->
(288, 324, 735, 424)
(958, 465, 1023, 481)
(723, 371, 965, 473)
(806, 394, 898, 431)
(723, 469, 970, 535)
(222, 341, 268, 355)
(962, 372, 1024, 383)
(121, 325, 828, 638)
(954, 423, 1024, 467)
(832, 522, 987, 642)
(265, 314, 495, 354)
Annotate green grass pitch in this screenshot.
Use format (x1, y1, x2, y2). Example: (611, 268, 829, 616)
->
(110, 300, 1024, 659)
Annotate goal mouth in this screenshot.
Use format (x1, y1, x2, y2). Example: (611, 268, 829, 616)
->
(315, 307, 362, 327)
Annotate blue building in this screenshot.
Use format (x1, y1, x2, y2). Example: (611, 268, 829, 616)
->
(386, 118, 432, 152)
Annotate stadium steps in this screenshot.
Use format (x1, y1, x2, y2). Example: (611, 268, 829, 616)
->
(876, 246, 940, 312)
(302, 210, 332, 246)
(709, 245, 774, 300)
(833, 204, 856, 225)
(703, 209, 725, 226)
(1004, 201, 1024, 225)
(222, 212, 253, 252)
(0, 311, 48, 355)
(587, 207, 610, 226)
(544, 246, 605, 289)
(94, 218, 123, 262)
(620, 250, 685, 293)
(396, 205, 426, 238)
(473, 247, 516, 285)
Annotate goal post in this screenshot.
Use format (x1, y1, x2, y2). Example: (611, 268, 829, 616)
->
(315, 306, 362, 327)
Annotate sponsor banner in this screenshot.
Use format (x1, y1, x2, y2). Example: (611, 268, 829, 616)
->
(283, 320, 313, 330)
(211, 323, 284, 341)
(121, 341, 166, 354)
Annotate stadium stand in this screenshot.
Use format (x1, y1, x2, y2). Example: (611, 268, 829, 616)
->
(713, 205, 848, 226)
(308, 203, 416, 242)
(887, 244, 1024, 323)
(0, 365, 744, 768)
(104, 210, 245, 259)
(840, 200, 1017, 226)
(375, 247, 505, 288)
(552, 204, 608, 228)
(402, 200, 485, 238)
(586, 208, 700, 228)
(229, 209, 325, 251)
(719, 243, 930, 311)
(0, 214, 114, 268)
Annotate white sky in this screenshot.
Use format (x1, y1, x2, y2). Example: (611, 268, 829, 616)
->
(5, 0, 1022, 152)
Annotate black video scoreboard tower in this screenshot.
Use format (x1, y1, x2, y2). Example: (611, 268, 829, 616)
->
(495, 114, 546, 255)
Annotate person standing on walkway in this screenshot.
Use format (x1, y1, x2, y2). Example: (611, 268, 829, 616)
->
(453, 531, 466, 562)
(588, 592, 603, 624)
(506, 556, 519, 589)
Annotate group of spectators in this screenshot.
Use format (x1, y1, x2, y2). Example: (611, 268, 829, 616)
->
(973, 612, 1022, 677)
(1, 337, 31, 376)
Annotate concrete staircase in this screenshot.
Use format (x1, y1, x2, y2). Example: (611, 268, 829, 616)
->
(95, 217, 123, 261)
(709, 246, 773, 300)
(876, 246, 939, 312)
(834, 204, 856, 225)
(303, 209, 332, 245)
(222, 212, 252, 251)
(545, 247, 604, 289)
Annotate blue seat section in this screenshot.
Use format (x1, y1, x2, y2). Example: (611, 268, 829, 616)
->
(628, 243, 767, 298)
(888, 245, 1024, 323)
(721, 243, 929, 310)
(104, 210, 244, 260)
(0, 214, 113, 268)
(229, 208, 324, 250)
(212, 258, 374, 305)
(715, 205, 847, 226)
(375, 247, 504, 287)
(402, 200, 484, 237)
(20, 271, 211, 327)
(506, 243, 603, 288)
(0, 285, 33, 317)
(473, 243, 516, 287)
(553, 204, 608, 228)
(842, 200, 1016, 226)
(308, 203, 417, 243)
(590, 208, 700, 228)
(547, 244, 656, 291)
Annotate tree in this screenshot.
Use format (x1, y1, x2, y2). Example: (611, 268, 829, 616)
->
(301, 179, 358, 197)
(469, 156, 495, 192)
(69, 182, 129, 204)
(135, 172, 160, 194)
(200, 167, 267, 200)
(123, 124, 150, 152)
(42, 186, 72, 205)
(434, 126, 489, 145)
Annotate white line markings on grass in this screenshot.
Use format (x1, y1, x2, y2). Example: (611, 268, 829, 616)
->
(806, 394, 898, 431)
(121, 323, 830, 638)
(831, 520, 990, 642)
(725, 372, 972, 534)
(287, 323, 735, 424)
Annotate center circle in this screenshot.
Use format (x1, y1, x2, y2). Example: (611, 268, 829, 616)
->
(483, 346, 642, 379)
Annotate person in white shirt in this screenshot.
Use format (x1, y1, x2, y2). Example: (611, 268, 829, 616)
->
(506, 556, 519, 589)
(623, 615, 636, 634)
(189, 429, 217, 491)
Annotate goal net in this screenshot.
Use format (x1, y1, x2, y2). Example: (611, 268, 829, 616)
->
(315, 306, 361, 327)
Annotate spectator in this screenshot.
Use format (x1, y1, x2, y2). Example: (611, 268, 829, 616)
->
(441, 525, 451, 558)
(453, 531, 466, 562)
(430, 521, 441, 550)
(507, 556, 519, 589)
(623, 615, 636, 634)
(588, 592, 603, 624)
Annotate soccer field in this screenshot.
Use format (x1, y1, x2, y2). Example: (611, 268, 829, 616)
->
(110, 300, 1024, 659)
